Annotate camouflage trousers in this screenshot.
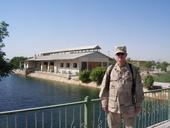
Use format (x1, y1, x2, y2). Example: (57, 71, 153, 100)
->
(107, 112, 136, 128)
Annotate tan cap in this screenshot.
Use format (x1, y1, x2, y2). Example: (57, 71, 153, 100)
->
(115, 46, 127, 54)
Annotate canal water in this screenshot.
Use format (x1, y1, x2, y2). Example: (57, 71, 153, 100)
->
(0, 74, 99, 112)
(0, 75, 169, 128)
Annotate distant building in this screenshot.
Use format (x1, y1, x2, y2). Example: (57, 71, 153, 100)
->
(24, 45, 113, 75)
(167, 65, 170, 72)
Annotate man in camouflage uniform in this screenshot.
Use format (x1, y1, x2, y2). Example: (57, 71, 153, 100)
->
(99, 46, 144, 128)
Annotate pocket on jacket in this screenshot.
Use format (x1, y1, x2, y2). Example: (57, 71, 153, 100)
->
(124, 91, 132, 106)
(110, 76, 119, 89)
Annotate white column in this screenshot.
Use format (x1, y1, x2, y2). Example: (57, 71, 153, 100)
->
(54, 66, 57, 73)
(40, 62, 43, 71)
(79, 62, 82, 72)
(24, 62, 27, 69)
(47, 62, 50, 72)
(87, 61, 89, 71)
(27, 62, 29, 68)
(54, 62, 57, 73)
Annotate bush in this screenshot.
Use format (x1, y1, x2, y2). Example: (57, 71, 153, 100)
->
(90, 67, 106, 85)
(144, 75, 154, 90)
(79, 70, 91, 83)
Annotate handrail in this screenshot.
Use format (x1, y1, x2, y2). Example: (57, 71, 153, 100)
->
(0, 100, 86, 115)
(0, 88, 169, 128)
(0, 88, 169, 115)
(144, 88, 170, 93)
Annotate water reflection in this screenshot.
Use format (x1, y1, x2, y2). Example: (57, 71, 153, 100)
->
(0, 75, 99, 112)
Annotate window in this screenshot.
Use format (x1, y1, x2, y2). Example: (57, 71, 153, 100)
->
(60, 63, 64, 67)
(66, 63, 70, 68)
(73, 63, 77, 68)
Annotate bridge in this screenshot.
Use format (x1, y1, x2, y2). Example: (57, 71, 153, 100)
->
(0, 88, 170, 128)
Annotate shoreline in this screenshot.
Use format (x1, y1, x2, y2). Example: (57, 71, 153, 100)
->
(13, 70, 169, 95)
(13, 69, 100, 89)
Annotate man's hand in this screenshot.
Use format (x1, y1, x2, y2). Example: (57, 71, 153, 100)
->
(100, 98, 108, 112)
(102, 106, 109, 113)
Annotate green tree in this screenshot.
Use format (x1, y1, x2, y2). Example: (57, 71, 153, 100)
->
(110, 59, 116, 65)
(156, 61, 161, 70)
(90, 67, 106, 85)
(160, 61, 168, 72)
(0, 21, 9, 46)
(155, 61, 161, 75)
(10, 56, 27, 69)
(144, 75, 154, 90)
(0, 21, 11, 79)
(79, 70, 91, 83)
(127, 57, 131, 63)
(143, 61, 153, 72)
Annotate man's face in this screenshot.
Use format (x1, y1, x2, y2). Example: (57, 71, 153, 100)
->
(115, 52, 127, 64)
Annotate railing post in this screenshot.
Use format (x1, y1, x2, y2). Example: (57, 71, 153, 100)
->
(168, 89, 170, 119)
(84, 96, 92, 128)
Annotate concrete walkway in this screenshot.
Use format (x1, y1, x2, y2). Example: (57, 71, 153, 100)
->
(147, 120, 170, 128)
(154, 82, 170, 89)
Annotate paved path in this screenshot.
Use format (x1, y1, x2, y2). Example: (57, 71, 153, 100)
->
(147, 120, 170, 128)
(154, 82, 170, 89)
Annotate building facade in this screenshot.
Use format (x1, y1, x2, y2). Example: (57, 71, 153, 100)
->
(24, 45, 113, 75)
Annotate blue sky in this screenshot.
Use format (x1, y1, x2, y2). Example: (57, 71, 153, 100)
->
(1, 0, 170, 62)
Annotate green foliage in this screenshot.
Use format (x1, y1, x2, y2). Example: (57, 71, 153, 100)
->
(0, 21, 11, 80)
(144, 75, 154, 89)
(10, 56, 27, 69)
(0, 21, 9, 48)
(127, 57, 131, 63)
(111, 59, 116, 65)
(151, 61, 156, 66)
(155, 61, 168, 72)
(90, 67, 106, 85)
(153, 72, 170, 83)
(160, 61, 168, 72)
(79, 70, 91, 83)
(156, 62, 161, 70)
(0, 53, 12, 79)
(143, 61, 153, 71)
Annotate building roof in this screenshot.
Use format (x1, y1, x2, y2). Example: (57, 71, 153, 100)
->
(27, 51, 112, 61)
(41, 44, 101, 56)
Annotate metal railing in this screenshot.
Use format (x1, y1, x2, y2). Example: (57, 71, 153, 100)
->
(0, 89, 170, 128)
(136, 89, 169, 128)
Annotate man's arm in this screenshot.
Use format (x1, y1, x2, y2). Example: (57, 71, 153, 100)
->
(99, 65, 113, 112)
(135, 69, 144, 108)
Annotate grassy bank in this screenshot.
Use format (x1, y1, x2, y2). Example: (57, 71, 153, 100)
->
(153, 72, 170, 83)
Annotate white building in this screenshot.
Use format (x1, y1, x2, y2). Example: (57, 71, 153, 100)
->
(24, 45, 113, 75)
(167, 65, 170, 72)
